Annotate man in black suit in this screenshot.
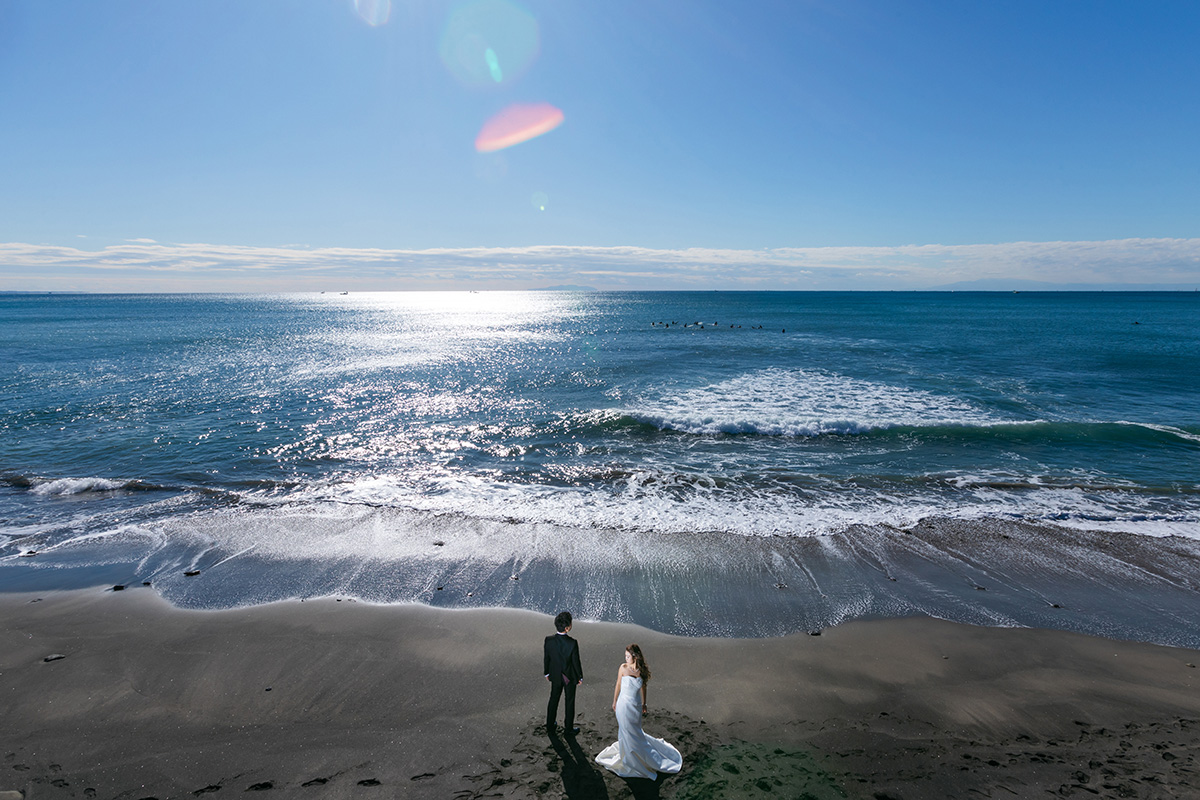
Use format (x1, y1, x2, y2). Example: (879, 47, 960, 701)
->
(544, 610, 583, 735)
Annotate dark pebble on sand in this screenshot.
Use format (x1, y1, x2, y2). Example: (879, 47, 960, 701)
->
(112, 584, 125, 591)
(246, 782, 273, 791)
(143, 581, 152, 586)
(1187, 663, 1195, 668)
(809, 629, 821, 636)
(975, 585, 986, 590)
(265, 687, 272, 691)
(19, 551, 37, 557)
(184, 570, 200, 577)
(44, 653, 67, 662)
(436, 586, 443, 591)
(433, 540, 445, 546)
(356, 779, 380, 787)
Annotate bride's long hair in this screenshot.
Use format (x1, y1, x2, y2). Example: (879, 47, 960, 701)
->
(627, 644, 651, 683)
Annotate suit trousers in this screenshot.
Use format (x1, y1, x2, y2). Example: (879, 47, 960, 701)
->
(547, 677, 577, 729)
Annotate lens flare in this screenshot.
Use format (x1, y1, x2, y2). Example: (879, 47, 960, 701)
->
(439, 0, 539, 87)
(531, 191, 548, 211)
(353, 0, 391, 26)
(475, 102, 564, 153)
(485, 48, 503, 82)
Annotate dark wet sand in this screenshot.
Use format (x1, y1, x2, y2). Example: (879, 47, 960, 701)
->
(2, 589, 1198, 799)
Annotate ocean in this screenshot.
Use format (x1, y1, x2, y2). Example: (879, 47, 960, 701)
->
(2, 291, 1199, 644)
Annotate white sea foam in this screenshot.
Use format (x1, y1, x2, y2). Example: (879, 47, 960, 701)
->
(30, 477, 129, 496)
(273, 464, 1200, 542)
(626, 368, 1000, 436)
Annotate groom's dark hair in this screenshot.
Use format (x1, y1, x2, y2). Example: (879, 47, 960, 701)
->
(554, 611, 573, 632)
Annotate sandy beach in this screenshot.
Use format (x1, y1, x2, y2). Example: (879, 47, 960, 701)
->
(2, 588, 1198, 799)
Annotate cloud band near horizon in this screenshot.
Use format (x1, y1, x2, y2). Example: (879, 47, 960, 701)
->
(2, 238, 1198, 292)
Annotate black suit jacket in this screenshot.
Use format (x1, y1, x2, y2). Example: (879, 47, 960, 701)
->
(544, 632, 583, 684)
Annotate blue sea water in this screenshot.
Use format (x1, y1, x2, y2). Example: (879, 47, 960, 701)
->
(2, 291, 1199, 643)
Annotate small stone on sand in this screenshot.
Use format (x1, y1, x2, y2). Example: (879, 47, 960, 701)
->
(44, 653, 67, 662)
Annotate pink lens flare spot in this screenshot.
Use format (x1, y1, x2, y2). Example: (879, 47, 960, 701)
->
(475, 102, 564, 153)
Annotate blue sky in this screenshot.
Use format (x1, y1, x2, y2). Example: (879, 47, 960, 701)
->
(2, 0, 1198, 291)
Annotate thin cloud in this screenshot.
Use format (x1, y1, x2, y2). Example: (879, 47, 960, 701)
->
(1, 238, 1198, 292)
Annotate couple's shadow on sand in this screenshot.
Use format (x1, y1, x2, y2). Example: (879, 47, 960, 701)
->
(546, 730, 663, 800)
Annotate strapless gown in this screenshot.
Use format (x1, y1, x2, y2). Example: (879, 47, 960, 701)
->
(594, 675, 683, 779)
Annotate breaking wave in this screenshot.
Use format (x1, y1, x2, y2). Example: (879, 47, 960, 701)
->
(625, 368, 1001, 436)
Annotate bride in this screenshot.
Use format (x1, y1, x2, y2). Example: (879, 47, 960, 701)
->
(594, 644, 683, 779)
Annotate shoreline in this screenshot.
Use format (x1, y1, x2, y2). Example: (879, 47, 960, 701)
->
(6, 515, 1200, 648)
(3, 588, 1199, 798)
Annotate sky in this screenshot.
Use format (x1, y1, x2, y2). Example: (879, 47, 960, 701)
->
(1, 0, 1199, 291)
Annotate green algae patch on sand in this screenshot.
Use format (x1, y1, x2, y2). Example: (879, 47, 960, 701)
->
(671, 742, 847, 800)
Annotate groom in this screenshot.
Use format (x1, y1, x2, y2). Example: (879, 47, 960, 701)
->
(544, 610, 583, 736)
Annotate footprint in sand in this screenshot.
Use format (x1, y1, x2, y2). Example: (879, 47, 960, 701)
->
(356, 779, 381, 787)
(246, 782, 274, 791)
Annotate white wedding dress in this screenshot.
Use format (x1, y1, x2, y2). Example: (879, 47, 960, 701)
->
(595, 675, 683, 779)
